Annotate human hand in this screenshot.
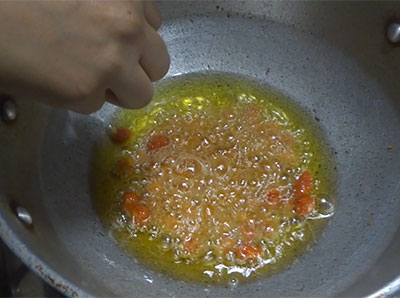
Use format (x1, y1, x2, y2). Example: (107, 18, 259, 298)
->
(0, 0, 170, 113)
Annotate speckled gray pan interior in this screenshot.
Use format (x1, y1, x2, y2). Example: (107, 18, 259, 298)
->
(1, 1, 400, 297)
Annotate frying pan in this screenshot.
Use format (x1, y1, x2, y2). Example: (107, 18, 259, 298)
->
(1, 1, 400, 296)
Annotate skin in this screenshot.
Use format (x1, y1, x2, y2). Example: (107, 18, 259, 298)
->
(0, 0, 170, 113)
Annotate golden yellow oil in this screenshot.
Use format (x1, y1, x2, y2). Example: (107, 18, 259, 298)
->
(91, 72, 337, 285)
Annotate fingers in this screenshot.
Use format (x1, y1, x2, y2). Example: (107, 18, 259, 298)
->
(105, 88, 122, 106)
(108, 63, 154, 109)
(106, 28, 169, 109)
(143, 0, 162, 30)
(75, 1, 168, 112)
(105, 26, 169, 109)
(68, 90, 106, 114)
(139, 26, 170, 82)
(57, 88, 123, 114)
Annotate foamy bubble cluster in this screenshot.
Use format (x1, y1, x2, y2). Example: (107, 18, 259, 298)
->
(119, 100, 319, 270)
